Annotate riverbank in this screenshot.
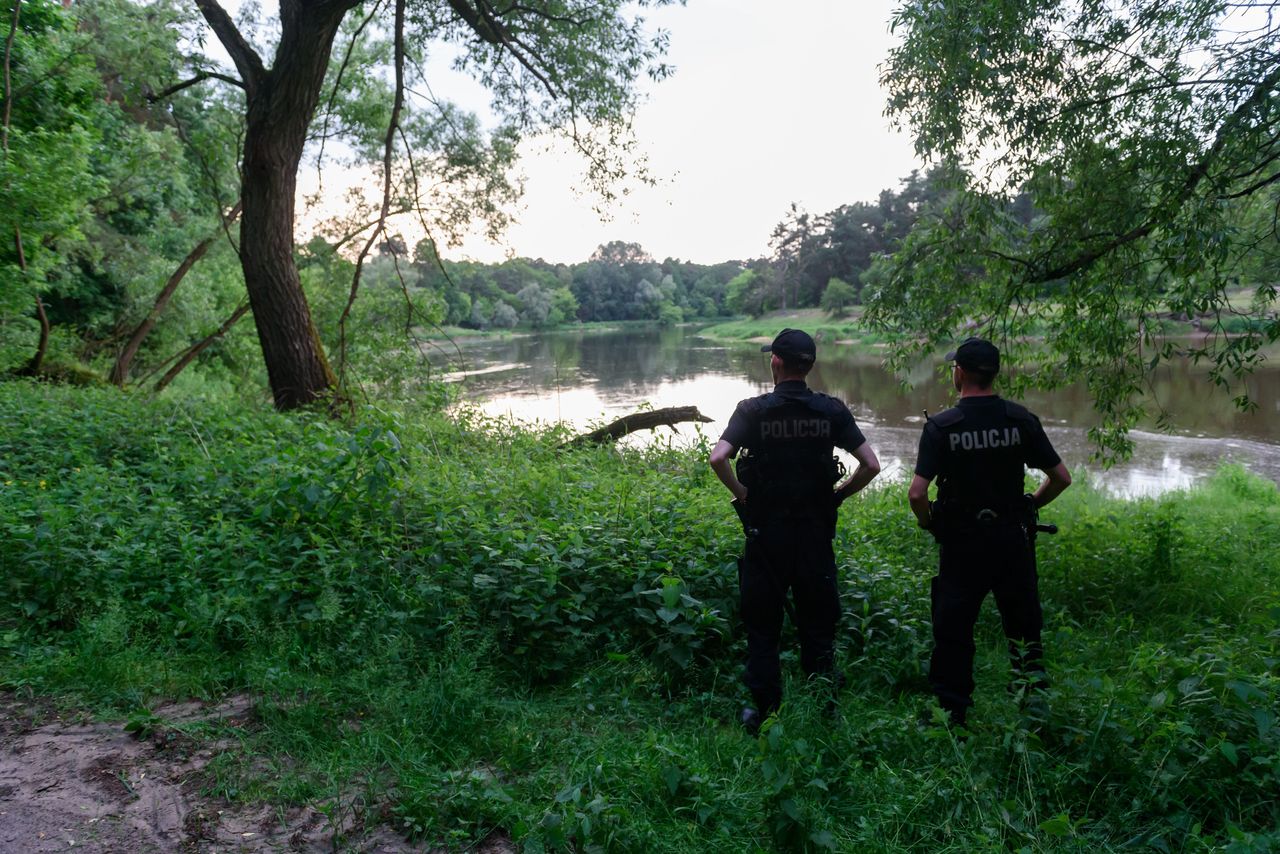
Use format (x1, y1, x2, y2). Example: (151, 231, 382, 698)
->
(2, 382, 1278, 851)
(694, 308, 891, 351)
(693, 294, 1280, 357)
(420, 318, 743, 347)
(420, 305, 1278, 365)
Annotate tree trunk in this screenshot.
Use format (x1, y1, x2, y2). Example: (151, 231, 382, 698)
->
(236, 7, 347, 410)
(109, 202, 240, 387)
(152, 300, 251, 394)
(12, 222, 48, 377)
(560, 406, 713, 448)
(16, 292, 49, 377)
(110, 238, 214, 386)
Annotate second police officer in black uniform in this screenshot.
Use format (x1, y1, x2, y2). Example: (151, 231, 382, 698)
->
(908, 337, 1072, 729)
(709, 329, 882, 733)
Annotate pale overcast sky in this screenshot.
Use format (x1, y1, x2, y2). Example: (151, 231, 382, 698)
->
(454, 0, 922, 263)
(246, 1, 922, 264)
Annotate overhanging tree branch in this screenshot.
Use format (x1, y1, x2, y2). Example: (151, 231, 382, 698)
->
(338, 0, 406, 388)
(192, 0, 266, 97)
(394, 123, 469, 370)
(329, 206, 413, 250)
(446, 0, 506, 42)
(147, 70, 245, 102)
(166, 111, 241, 256)
(1027, 61, 1280, 284)
(448, 0, 561, 97)
(151, 300, 251, 394)
(109, 200, 243, 387)
(1221, 169, 1280, 199)
(1052, 77, 1264, 120)
(495, 2, 590, 28)
(475, 0, 562, 97)
(317, 0, 385, 177)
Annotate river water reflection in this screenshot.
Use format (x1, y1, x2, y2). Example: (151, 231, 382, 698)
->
(433, 325, 1280, 498)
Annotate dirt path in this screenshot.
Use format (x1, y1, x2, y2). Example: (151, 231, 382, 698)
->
(0, 694, 511, 853)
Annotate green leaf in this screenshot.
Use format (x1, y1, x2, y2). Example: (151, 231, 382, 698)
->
(809, 830, 838, 850)
(655, 606, 680, 623)
(660, 765, 682, 796)
(1038, 814, 1071, 837)
(1252, 708, 1274, 739)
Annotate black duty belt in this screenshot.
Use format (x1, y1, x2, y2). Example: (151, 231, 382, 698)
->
(945, 506, 1026, 526)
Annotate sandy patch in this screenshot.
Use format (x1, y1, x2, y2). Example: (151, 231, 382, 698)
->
(0, 694, 511, 853)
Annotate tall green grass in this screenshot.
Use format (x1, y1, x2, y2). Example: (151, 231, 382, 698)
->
(1, 381, 1277, 851)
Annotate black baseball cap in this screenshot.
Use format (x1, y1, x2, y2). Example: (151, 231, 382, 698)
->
(945, 337, 1000, 373)
(761, 328, 816, 364)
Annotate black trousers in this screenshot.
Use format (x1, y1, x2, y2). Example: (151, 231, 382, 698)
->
(929, 524, 1044, 719)
(739, 516, 840, 715)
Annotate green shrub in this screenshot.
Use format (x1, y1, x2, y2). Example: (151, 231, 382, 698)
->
(2, 379, 1278, 851)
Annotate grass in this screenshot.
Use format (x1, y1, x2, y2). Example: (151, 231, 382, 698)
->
(696, 292, 1280, 363)
(424, 318, 738, 344)
(1, 380, 1278, 851)
(696, 310, 897, 353)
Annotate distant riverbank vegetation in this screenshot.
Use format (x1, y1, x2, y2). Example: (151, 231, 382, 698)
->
(3, 382, 1278, 850)
(694, 310, 890, 351)
(0, 148, 945, 391)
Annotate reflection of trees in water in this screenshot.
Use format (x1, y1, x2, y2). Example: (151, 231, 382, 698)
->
(448, 330, 1279, 443)
(453, 327, 744, 398)
(1119, 360, 1277, 439)
(510, 335, 582, 386)
(572, 327, 738, 389)
(809, 348, 1279, 441)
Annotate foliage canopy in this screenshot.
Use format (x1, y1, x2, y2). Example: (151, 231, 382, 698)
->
(873, 0, 1280, 457)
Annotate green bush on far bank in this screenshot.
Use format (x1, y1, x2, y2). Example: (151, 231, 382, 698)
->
(696, 310, 897, 351)
(1, 380, 1278, 851)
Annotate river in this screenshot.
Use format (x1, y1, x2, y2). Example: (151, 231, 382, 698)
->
(430, 325, 1280, 498)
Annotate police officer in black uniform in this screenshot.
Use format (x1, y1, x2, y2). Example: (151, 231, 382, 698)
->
(709, 329, 881, 733)
(908, 337, 1072, 728)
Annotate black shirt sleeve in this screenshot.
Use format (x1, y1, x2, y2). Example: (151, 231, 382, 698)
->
(914, 422, 944, 479)
(718, 402, 752, 451)
(833, 406, 867, 453)
(1022, 414, 1062, 471)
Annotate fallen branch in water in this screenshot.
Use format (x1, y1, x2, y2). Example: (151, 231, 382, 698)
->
(561, 406, 714, 448)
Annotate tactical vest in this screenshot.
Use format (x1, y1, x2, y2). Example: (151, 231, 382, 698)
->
(734, 392, 843, 519)
(928, 399, 1038, 520)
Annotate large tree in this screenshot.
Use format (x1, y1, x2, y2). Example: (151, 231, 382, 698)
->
(172, 0, 673, 408)
(873, 0, 1280, 456)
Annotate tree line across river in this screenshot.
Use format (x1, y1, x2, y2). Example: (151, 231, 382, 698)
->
(361, 167, 952, 331)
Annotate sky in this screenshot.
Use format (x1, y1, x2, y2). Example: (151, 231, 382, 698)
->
(446, 0, 923, 264)
(246, 1, 924, 265)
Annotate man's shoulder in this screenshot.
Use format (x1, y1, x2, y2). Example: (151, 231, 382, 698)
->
(805, 390, 853, 416)
(1002, 399, 1038, 422)
(927, 406, 965, 428)
(735, 393, 775, 415)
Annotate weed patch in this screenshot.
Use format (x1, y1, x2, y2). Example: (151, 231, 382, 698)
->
(2, 381, 1278, 850)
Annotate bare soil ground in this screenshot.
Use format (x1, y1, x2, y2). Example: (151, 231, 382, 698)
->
(0, 694, 514, 853)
